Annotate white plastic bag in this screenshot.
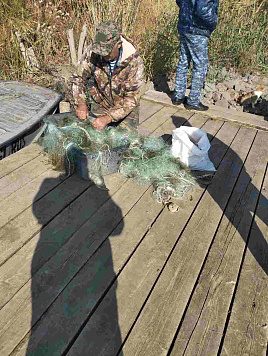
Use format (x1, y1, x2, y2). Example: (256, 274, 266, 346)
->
(171, 126, 216, 171)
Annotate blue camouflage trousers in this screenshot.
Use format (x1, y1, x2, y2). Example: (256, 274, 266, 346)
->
(174, 33, 209, 105)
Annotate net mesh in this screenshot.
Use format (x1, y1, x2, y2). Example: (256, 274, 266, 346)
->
(38, 115, 196, 203)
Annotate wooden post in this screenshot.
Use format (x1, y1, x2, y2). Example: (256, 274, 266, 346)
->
(78, 24, 87, 63)
(67, 28, 77, 66)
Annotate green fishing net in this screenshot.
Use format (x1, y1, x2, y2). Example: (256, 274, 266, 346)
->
(38, 115, 196, 202)
(119, 138, 196, 203)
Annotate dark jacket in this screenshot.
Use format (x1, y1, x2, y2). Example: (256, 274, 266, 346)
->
(176, 0, 219, 38)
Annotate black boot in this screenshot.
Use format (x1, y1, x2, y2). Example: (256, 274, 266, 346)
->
(184, 101, 209, 111)
(172, 96, 185, 106)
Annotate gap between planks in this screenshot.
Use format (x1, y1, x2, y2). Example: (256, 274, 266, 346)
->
(37, 113, 228, 355)
(169, 130, 267, 356)
(0, 104, 191, 355)
(2, 106, 207, 356)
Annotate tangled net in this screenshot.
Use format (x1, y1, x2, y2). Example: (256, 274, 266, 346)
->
(38, 115, 196, 203)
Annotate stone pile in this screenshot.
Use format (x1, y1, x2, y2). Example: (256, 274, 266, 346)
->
(153, 67, 268, 117)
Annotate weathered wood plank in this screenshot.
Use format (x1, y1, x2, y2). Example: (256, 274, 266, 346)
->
(0, 169, 65, 228)
(0, 155, 52, 201)
(221, 149, 268, 356)
(139, 98, 164, 124)
(60, 122, 240, 355)
(151, 109, 194, 137)
(142, 90, 268, 132)
(0, 175, 93, 266)
(2, 111, 219, 355)
(119, 125, 255, 356)
(0, 104, 176, 354)
(0, 144, 43, 179)
(169, 130, 268, 356)
(0, 182, 160, 356)
(151, 112, 205, 145)
(0, 173, 127, 310)
(138, 105, 179, 136)
(0, 101, 173, 299)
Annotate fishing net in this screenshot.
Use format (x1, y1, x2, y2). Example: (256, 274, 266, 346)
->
(119, 138, 196, 203)
(38, 114, 196, 202)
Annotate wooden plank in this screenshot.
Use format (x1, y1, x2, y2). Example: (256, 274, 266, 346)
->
(0, 101, 173, 301)
(118, 125, 255, 356)
(2, 112, 217, 355)
(58, 121, 239, 355)
(0, 173, 127, 310)
(0, 103, 176, 354)
(221, 150, 268, 356)
(0, 155, 52, 201)
(168, 130, 268, 355)
(153, 113, 224, 147)
(0, 174, 93, 266)
(150, 109, 194, 137)
(0, 182, 159, 356)
(139, 98, 163, 124)
(142, 90, 268, 132)
(0, 169, 65, 227)
(138, 105, 179, 136)
(0, 144, 43, 179)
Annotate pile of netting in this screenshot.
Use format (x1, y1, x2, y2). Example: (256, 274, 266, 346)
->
(38, 115, 196, 203)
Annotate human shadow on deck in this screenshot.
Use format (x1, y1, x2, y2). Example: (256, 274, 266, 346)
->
(27, 172, 124, 355)
(166, 116, 268, 275)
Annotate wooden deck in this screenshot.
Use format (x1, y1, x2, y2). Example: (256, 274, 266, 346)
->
(0, 97, 267, 356)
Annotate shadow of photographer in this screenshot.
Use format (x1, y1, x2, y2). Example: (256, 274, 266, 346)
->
(26, 169, 124, 355)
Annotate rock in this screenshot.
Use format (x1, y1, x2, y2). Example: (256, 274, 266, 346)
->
(202, 98, 210, 105)
(233, 80, 248, 92)
(148, 81, 155, 91)
(215, 97, 229, 108)
(235, 105, 244, 112)
(204, 82, 216, 93)
(221, 90, 232, 102)
(59, 101, 71, 113)
(212, 91, 221, 102)
(205, 92, 214, 101)
(216, 83, 227, 92)
(226, 88, 239, 101)
(244, 83, 255, 92)
(260, 76, 268, 85)
(222, 80, 235, 90)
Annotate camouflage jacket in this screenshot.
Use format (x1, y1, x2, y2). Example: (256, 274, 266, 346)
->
(69, 36, 144, 122)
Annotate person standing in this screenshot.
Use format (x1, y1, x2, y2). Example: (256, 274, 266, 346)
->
(172, 0, 219, 111)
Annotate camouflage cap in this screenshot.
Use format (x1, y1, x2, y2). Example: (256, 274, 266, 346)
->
(91, 21, 121, 56)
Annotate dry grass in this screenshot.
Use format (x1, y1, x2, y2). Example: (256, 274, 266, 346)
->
(209, 0, 268, 73)
(0, 0, 267, 87)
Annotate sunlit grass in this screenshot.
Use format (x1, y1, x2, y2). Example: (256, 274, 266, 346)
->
(0, 0, 267, 86)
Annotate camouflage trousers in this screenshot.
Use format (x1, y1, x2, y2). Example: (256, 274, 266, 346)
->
(174, 33, 209, 105)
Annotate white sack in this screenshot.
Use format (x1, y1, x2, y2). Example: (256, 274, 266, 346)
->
(171, 126, 216, 171)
